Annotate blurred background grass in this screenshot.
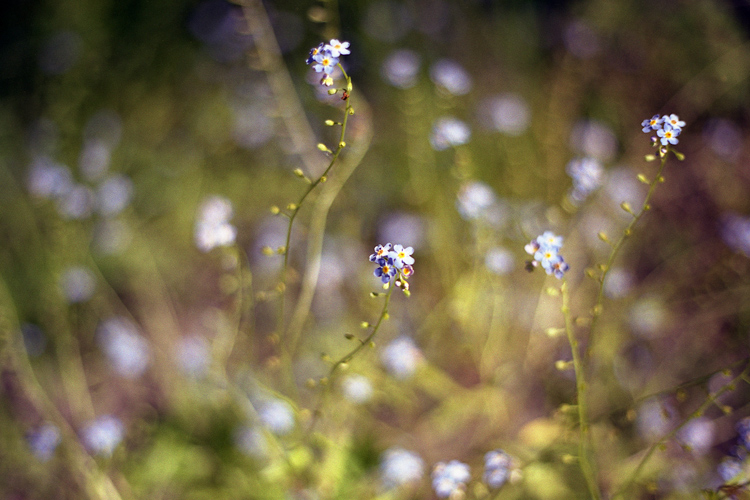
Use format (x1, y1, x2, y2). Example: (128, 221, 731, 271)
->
(2, 0, 750, 498)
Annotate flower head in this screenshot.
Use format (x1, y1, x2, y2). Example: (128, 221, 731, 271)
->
(369, 243, 392, 262)
(526, 232, 568, 280)
(662, 114, 685, 130)
(432, 460, 471, 498)
(374, 258, 397, 283)
(325, 39, 350, 57)
(306, 43, 325, 65)
(641, 114, 662, 133)
(312, 51, 339, 75)
(388, 244, 414, 268)
(483, 450, 513, 489)
(82, 415, 124, 457)
(657, 123, 681, 146)
(370, 243, 415, 286)
(380, 448, 425, 489)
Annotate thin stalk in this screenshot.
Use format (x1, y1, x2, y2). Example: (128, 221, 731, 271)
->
(585, 152, 670, 362)
(562, 280, 602, 500)
(276, 69, 353, 393)
(306, 283, 395, 434)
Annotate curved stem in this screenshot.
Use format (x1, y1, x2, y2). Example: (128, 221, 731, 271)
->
(306, 283, 395, 434)
(276, 74, 354, 395)
(562, 280, 602, 500)
(585, 152, 670, 362)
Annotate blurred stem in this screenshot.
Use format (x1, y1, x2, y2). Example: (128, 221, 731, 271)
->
(306, 282, 395, 434)
(277, 71, 354, 396)
(614, 360, 750, 498)
(212, 244, 253, 379)
(0, 274, 125, 500)
(585, 152, 669, 363)
(562, 279, 602, 500)
(286, 96, 372, 362)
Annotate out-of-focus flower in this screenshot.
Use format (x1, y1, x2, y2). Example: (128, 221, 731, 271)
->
(176, 336, 210, 378)
(234, 426, 268, 458)
(96, 174, 133, 216)
(570, 120, 617, 162)
(258, 399, 295, 435)
(381, 336, 422, 379)
(27, 423, 61, 461)
(432, 460, 471, 498)
(456, 181, 497, 221)
(96, 317, 150, 378)
(485, 247, 514, 275)
(636, 398, 675, 441)
(57, 184, 94, 220)
(59, 266, 96, 303)
(483, 93, 530, 136)
(380, 448, 424, 489)
(430, 117, 471, 150)
(483, 449, 513, 489)
(566, 157, 604, 204)
(703, 119, 742, 160)
(341, 374, 373, 404)
(721, 213, 750, 257)
(78, 140, 112, 182)
(430, 59, 472, 96)
(677, 417, 714, 455)
(27, 157, 73, 200)
(382, 49, 420, 89)
(603, 268, 634, 298)
(194, 195, 237, 252)
(82, 415, 124, 457)
(718, 456, 743, 482)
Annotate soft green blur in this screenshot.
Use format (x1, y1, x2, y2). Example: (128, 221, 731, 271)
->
(2, 0, 750, 498)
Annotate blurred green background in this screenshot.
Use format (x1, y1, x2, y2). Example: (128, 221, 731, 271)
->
(2, 0, 750, 498)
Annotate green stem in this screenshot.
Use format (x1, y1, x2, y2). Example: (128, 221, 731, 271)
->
(585, 152, 669, 363)
(562, 279, 602, 500)
(277, 70, 353, 394)
(306, 282, 395, 434)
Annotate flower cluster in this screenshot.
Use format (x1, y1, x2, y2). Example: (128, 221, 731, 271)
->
(432, 460, 470, 498)
(566, 157, 604, 205)
(524, 231, 569, 279)
(483, 449, 513, 489)
(306, 39, 350, 86)
(380, 448, 425, 490)
(369, 243, 415, 288)
(641, 113, 685, 147)
(717, 416, 750, 484)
